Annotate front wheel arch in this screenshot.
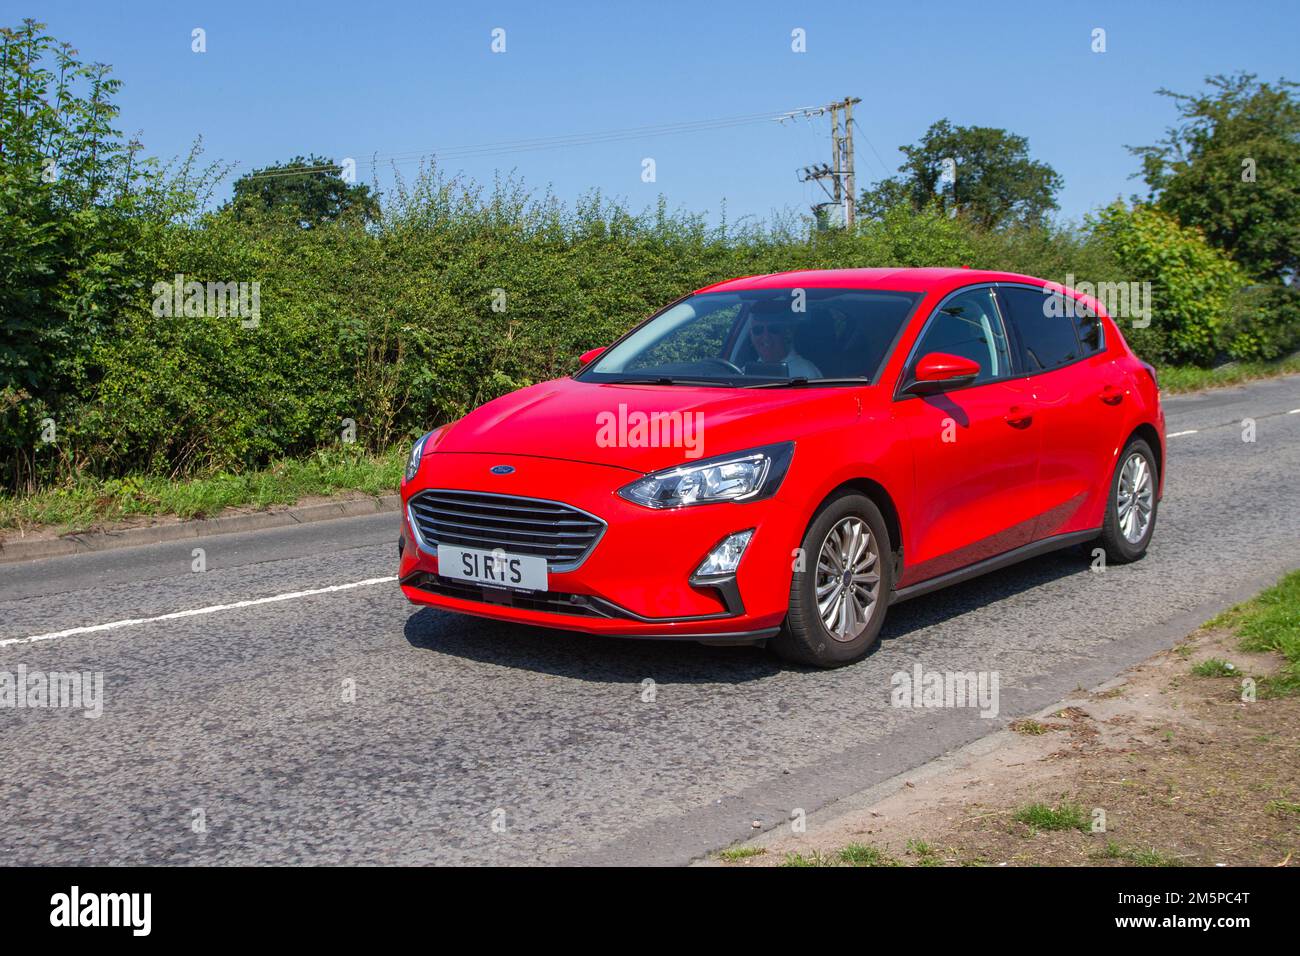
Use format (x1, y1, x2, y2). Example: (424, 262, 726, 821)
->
(819, 478, 904, 581)
(772, 489, 894, 667)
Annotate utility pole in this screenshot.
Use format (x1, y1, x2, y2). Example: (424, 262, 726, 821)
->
(830, 101, 843, 217)
(790, 96, 861, 230)
(843, 98, 856, 230)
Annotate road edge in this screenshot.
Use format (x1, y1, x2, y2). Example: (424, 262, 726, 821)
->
(0, 494, 402, 565)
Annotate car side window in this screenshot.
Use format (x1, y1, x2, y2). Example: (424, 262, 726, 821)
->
(910, 287, 1011, 386)
(998, 286, 1083, 372)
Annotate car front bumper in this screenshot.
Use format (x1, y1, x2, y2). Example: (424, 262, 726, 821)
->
(397, 452, 796, 639)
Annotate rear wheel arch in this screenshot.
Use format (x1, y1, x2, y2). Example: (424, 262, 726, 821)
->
(1099, 434, 1158, 563)
(1128, 422, 1163, 486)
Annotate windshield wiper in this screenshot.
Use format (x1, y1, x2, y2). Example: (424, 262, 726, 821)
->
(744, 377, 871, 389)
(609, 377, 737, 387)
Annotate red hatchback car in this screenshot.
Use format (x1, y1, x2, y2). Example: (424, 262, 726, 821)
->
(398, 268, 1165, 667)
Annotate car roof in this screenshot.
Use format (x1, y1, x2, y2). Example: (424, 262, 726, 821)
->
(694, 267, 1047, 296)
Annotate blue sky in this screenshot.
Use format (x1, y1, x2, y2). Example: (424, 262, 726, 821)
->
(15, 0, 1299, 227)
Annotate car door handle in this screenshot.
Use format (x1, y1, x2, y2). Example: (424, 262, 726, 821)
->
(1100, 385, 1124, 405)
(1004, 406, 1033, 428)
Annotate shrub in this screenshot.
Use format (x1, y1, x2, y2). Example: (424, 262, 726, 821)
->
(1090, 203, 1249, 365)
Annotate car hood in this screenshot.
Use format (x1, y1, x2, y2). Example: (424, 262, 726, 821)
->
(431, 377, 864, 474)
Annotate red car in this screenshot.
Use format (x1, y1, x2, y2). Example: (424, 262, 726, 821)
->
(398, 268, 1165, 667)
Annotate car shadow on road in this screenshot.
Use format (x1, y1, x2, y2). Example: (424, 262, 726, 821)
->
(402, 606, 785, 684)
(402, 547, 1092, 683)
(877, 546, 1090, 646)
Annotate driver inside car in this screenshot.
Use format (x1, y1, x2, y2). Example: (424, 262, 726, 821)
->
(746, 315, 822, 379)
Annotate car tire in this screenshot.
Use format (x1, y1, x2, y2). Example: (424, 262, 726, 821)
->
(1098, 437, 1158, 564)
(771, 491, 893, 668)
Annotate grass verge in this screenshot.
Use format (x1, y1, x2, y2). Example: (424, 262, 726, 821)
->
(1012, 801, 1091, 833)
(1190, 657, 1238, 678)
(717, 845, 767, 862)
(780, 844, 898, 867)
(1157, 354, 1300, 393)
(1207, 569, 1300, 697)
(0, 446, 405, 535)
(1094, 841, 1182, 867)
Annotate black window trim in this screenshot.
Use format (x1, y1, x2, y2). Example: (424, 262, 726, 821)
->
(892, 282, 1016, 401)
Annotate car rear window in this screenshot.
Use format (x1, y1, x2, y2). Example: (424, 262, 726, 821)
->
(1073, 302, 1106, 355)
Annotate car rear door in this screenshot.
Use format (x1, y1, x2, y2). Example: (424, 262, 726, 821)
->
(892, 285, 1041, 586)
(995, 284, 1130, 539)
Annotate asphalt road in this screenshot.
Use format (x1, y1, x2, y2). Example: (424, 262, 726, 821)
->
(3, 375, 1299, 866)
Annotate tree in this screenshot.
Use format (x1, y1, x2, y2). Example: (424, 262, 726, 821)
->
(1129, 73, 1300, 282)
(857, 119, 1062, 230)
(229, 155, 380, 227)
(0, 19, 225, 490)
(1, 21, 150, 433)
(1, 19, 132, 397)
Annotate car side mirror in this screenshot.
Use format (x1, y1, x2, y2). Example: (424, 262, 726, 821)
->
(578, 346, 606, 366)
(905, 352, 981, 395)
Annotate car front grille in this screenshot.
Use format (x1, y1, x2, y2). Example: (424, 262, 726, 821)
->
(406, 489, 605, 571)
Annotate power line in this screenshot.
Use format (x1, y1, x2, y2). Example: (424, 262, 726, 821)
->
(850, 117, 892, 181)
(242, 107, 822, 182)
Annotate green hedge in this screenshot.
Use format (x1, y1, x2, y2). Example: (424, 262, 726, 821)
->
(2, 172, 1292, 491)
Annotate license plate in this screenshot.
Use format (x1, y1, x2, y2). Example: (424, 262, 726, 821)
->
(436, 544, 548, 592)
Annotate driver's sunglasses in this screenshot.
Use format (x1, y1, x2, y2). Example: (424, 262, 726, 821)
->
(750, 323, 788, 336)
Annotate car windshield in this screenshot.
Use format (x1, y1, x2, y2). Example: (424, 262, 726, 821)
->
(577, 288, 921, 387)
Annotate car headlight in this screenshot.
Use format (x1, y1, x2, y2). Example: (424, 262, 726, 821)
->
(404, 431, 435, 483)
(618, 442, 794, 509)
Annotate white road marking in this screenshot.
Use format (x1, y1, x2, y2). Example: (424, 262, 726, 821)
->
(1289, 408, 1300, 414)
(0, 575, 398, 649)
(1167, 429, 1199, 438)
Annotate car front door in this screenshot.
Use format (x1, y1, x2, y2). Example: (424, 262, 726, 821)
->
(892, 286, 1040, 587)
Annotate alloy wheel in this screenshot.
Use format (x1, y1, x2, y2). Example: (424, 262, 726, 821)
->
(1117, 451, 1154, 544)
(815, 516, 882, 642)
